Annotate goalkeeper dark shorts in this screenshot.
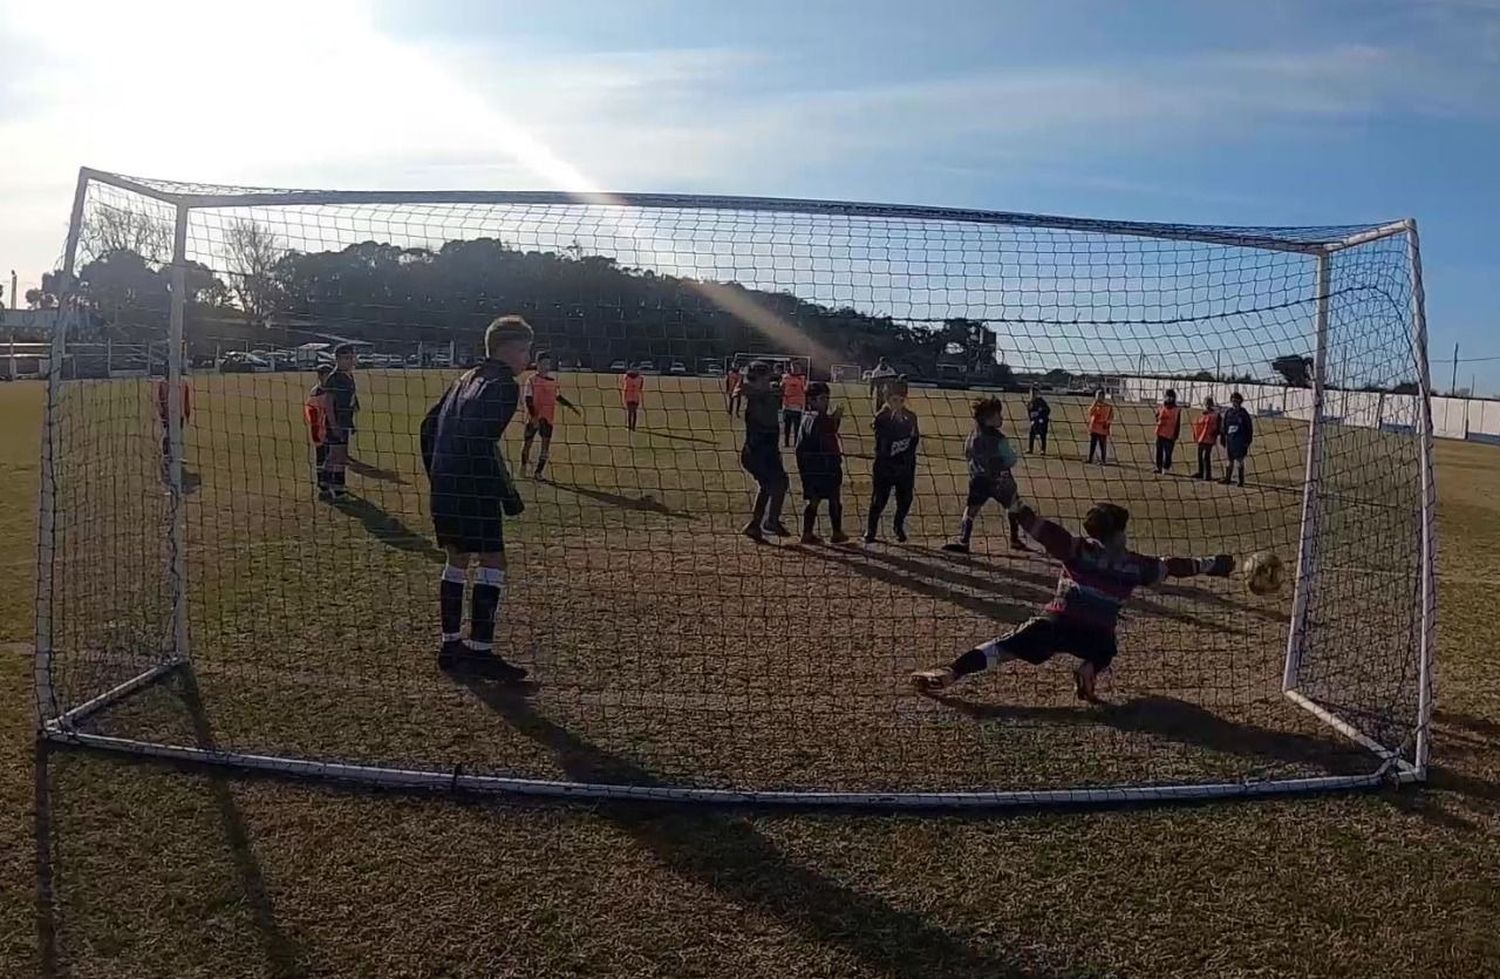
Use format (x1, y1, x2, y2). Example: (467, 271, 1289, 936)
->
(430, 474, 504, 553)
(965, 472, 1018, 508)
(998, 614, 1119, 670)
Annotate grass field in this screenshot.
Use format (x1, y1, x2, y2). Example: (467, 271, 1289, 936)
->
(3, 373, 1498, 977)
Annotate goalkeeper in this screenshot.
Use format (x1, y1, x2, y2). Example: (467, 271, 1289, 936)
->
(913, 497, 1234, 702)
(419, 315, 534, 684)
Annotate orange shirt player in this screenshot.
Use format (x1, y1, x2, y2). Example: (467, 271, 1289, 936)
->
(725, 365, 744, 417)
(519, 350, 579, 479)
(621, 367, 645, 432)
(1085, 389, 1114, 466)
(779, 366, 808, 448)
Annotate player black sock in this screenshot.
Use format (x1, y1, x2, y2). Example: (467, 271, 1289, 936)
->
(958, 515, 974, 545)
(439, 564, 466, 641)
(468, 566, 504, 649)
(1008, 512, 1023, 545)
(828, 498, 843, 537)
(802, 502, 818, 538)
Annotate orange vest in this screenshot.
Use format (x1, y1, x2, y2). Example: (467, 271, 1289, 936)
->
(781, 373, 808, 409)
(621, 373, 644, 404)
(1192, 410, 1221, 445)
(303, 390, 330, 444)
(1155, 404, 1182, 439)
(156, 379, 192, 423)
(1087, 402, 1114, 435)
(525, 372, 562, 423)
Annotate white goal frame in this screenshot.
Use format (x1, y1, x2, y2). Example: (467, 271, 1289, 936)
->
(35, 167, 1436, 807)
(830, 364, 864, 382)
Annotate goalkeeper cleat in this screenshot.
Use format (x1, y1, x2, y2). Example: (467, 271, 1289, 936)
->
(910, 667, 957, 692)
(940, 541, 970, 554)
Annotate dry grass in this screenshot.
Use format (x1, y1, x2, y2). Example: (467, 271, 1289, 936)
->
(2, 375, 1498, 978)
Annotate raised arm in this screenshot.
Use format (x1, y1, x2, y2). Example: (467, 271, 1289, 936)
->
(1009, 502, 1081, 563)
(1157, 553, 1235, 582)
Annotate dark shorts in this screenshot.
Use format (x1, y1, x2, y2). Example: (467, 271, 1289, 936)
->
(965, 472, 1017, 508)
(431, 496, 503, 554)
(741, 440, 786, 485)
(783, 408, 803, 424)
(800, 470, 842, 500)
(1226, 445, 1248, 461)
(524, 418, 554, 440)
(1000, 615, 1119, 670)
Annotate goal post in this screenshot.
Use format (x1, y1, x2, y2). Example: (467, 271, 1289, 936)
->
(36, 168, 1435, 806)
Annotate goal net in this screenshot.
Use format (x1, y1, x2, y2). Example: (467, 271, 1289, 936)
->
(830, 364, 864, 383)
(35, 168, 1435, 806)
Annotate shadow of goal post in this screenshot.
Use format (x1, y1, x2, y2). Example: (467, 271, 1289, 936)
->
(33, 167, 1437, 808)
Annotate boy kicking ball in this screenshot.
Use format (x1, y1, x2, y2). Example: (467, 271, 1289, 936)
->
(913, 498, 1235, 702)
(942, 396, 1028, 554)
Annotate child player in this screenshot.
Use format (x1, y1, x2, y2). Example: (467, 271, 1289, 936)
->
(303, 364, 333, 497)
(912, 497, 1236, 701)
(865, 377, 920, 544)
(154, 365, 193, 488)
(1220, 390, 1254, 487)
(739, 361, 790, 540)
(419, 315, 534, 683)
(620, 366, 644, 432)
(1085, 389, 1114, 466)
(794, 382, 848, 544)
(724, 363, 744, 416)
(941, 396, 1028, 554)
(1192, 396, 1221, 481)
(519, 350, 579, 478)
(1026, 386, 1051, 454)
(780, 362, 808, 448)
(1153, 388, 1183, 473)
(320, 344, 359, 499)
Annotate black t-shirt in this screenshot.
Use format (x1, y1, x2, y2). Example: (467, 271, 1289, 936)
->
(872, 407, 920, 469)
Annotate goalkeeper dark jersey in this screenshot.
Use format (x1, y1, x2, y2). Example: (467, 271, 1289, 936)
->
(421, 360, 521, 493)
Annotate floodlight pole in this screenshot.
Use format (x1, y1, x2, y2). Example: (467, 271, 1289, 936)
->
(1284, 250, 1331, 691)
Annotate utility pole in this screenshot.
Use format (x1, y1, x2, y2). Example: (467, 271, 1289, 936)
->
(9, 270, 15, 310)
(1451, 342, 1459, 395)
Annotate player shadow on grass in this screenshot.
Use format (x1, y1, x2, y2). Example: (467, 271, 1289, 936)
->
(332, 495, 445, 564)
(872, 547, 1246, 636)
(934, 693, 1362, 775)
(346, 457, 408, 485)
(798, 546, 1035, 627)
(32, 672, 307, 979)
(546, 481, 692, 520)
(644, 430, 719, 447)
(458, 681, 1049, 979)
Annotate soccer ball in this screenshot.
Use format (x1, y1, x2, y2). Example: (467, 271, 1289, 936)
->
(1243, 550, 1284, 596)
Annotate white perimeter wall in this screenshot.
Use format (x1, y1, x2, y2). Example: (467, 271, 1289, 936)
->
(1117, 377, 1500, 443)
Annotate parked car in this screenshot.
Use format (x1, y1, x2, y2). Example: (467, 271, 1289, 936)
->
(668, 360, 688, 375)
(219, 352, 273, 373)
(609, 359, 629, 372)
(702, 363, 724, 377)
(636, 360, 659, 374)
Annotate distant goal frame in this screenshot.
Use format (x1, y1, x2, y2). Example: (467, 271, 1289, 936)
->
(35, 166, 1436, 808)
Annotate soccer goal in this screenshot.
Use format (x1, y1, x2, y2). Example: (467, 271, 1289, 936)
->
(35, 168, 1435, 807)
(830, 363, 864, 383)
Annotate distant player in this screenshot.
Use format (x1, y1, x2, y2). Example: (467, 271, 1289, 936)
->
(621, 366, 644, 432)
(1026, 386, 1051, 454)
(1220, 390, 1254, 487)
(1153, 388, 1182, 473)
(780, 363, 808, 447)
(1085, 389, 1114, 466)
(795, 381, 848, 544)
(303, 364, 334, 495)
(419, 314, 533, 683)
(739, 361, 790, 540)
(941, 396, 1028, 554)
(1192, 396, 1221, 481)
(912, 499, 1235, 702)
(320, 344, 359, 499)
(154, 369, 192, 487)
(519, 350, 579, 479)
(864, 376, 919, 544)
(868, 357, 898, 414)
(724, 364, 744, 416)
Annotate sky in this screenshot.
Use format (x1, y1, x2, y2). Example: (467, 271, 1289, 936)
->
(2, 0, 1498, 392)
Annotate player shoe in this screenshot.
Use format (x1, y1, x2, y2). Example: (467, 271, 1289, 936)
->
(799, 532, 823, 545)
(910, 667, 957, 692)
(894, 525, 908, 544)
(940, 541, 970, 554)
(741, 521, 767, 542)
(1073, 664, 1103, 704)
(861, 533, 878, 546)
(829, 531, 850, 545)
(440, 645, 529, 684)
(1009, 538, 1030, 552)
(762, 521, 793, 537)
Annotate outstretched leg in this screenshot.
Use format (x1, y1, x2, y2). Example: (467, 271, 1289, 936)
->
(911, 617, 1057, 691)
